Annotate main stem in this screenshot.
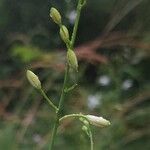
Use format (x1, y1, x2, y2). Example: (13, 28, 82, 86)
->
(49, 66, 69, 150)
(89, 130, 94, 150)
(71, 0, 83, 48)
(49, 1, 84, 149)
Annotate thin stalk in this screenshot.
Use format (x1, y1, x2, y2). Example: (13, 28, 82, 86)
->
(71, 0, 83, 48)
(49, 65, 69, 150)
(89, 130, 94, 150)
(40, 89, 58, 112)
(59, 113, 86, 122)
(49, 0, 84, 149)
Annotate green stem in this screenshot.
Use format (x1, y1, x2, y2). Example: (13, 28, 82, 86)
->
(64, 83, 78, 93)
(89, 130, 94, 150)
(49, 65, 69, 150)
(59, 113, 86, 122)
(71, 0, 83, 48)
(40, 89, 58, 112)
(49, 0, 84, 149)
(60, 113, 94, 150)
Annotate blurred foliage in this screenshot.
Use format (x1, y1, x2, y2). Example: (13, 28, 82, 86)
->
(11, 45, 41, 63)
(0, 0, 150, 150)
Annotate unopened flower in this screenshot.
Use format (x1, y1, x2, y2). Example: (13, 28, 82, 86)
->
(50, 7, 62, 25)
(82, 125, 88, 132)
(86, 115, 110, 128)
(26, 70, 41, 89)
(60, 25, 70, 43)
(67, 49, 78, 71)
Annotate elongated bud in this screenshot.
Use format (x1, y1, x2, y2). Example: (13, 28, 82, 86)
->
(82, 126, 88, 132)
(60, 25, 69, 43)
(83, 120, 89, 126)
(67, 49, 78, 71)
(86, 115, 110, 128)
(80, 117, 89, 126)
(26, 70, 41, 89)
(50, 7, 62, 25)
(82, 125, 90, 136)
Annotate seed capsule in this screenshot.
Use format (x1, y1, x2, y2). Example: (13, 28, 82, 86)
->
(86, 115, 110, 128)
(50, 7, 62, 25)
(26, 70, 41, 89)
(60, 25, 69, 43)
(67, 49, 78, 71)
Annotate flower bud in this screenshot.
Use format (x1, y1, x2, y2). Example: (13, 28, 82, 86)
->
(60, 25, 69, 43)
(67, 49, 78, 71)
(86, 115, 110, 128)
(79, 117, 84, 122)
(83, 120, 89, 126)
(50, 7, 62, 25)
(26, 70, 41, 89)
(82, 125, 88, 132)
(82, 125, 90, 136)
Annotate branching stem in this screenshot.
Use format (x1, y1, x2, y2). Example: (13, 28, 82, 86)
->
(59, 113, 86, 122)
(49, 65, 69, 150)
(71, 0, 84, 48)
(49, 0, 85, 149)
(40, 89, 58, 112)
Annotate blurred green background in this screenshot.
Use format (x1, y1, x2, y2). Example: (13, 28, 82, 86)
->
(0, 0, 150, 149)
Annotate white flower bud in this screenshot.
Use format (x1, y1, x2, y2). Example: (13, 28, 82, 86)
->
(86, 115, 110, 128)
(26, 70, 41, 89)
(67, 49, 78, 71)
(82, 125, 88, 132)
(60, 25, 69, 43)
(50, 7, 62, 25)
(83, 120, 89, 126)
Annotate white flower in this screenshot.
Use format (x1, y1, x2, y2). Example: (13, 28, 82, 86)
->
(26, 70, 41, 89)
(87, 95, 101, 110)
(98, 75, 110, 86)
(122, 79, 133, 90)
(86, 115, 110, 128)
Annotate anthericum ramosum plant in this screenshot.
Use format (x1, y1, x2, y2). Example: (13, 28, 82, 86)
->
(26, 0, 110, 150)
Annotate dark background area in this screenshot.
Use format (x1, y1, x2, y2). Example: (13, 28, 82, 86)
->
(0, 0, 150, 149)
